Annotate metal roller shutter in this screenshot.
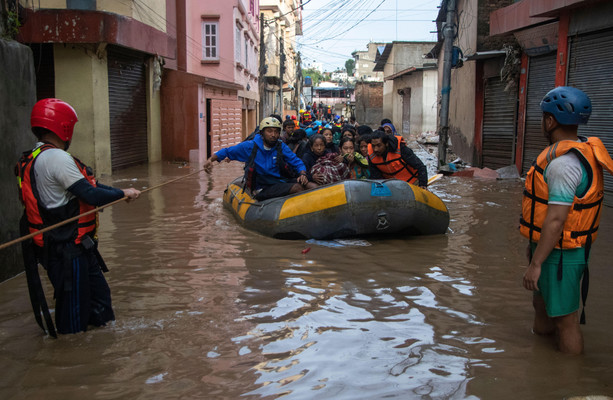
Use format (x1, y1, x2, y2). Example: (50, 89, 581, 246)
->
(482, 77, 517, 169)
(107, 46, 148, 171)
(568, 29, 613, 204)
(522, 52, 557, 175)
(210, 99, 242, 154)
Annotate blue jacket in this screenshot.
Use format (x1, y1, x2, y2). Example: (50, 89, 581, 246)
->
(215, 134, 307, 188)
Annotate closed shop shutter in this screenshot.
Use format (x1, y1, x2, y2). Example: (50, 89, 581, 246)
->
(568, 28, 613, 203)
(210, 99, 242, 154)
(522, 52, 557, 174)
(107, 46, 148, 171)
(482, 77, 517, 169)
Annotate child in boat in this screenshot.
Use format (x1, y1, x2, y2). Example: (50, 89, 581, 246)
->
(311, 150, 351, 185)
(341, 125, 357, 142)
(302, 134, 327, 184)
(287, 128, 309, 158)
(320, 127, 339, 154)
(357, 134, 371, 158)
(339, 136, 370, 180)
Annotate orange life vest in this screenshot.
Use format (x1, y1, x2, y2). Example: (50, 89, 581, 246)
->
(520, 137, 613, 249)
(16, 144, 98, 248)
(368, 135, 419, 184)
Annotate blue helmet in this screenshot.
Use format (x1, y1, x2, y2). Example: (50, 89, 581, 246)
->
(540, 86, 592, 125)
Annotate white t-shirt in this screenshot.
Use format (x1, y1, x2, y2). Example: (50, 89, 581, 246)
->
(32, 143, 85, 208)
(544, 152, 584, 206)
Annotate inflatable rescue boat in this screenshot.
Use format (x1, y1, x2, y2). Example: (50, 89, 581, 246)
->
(222, 178, 449, 240)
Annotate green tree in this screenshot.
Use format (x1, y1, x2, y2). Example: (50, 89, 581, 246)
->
(302, 68, 323, 86)
(1, 1, 21, 39)
(345, 59, 355, 76)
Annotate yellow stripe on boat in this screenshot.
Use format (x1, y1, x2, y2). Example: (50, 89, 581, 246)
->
(410, 185, 447, 212)
(227, 184, 253, 220)
(279, 184, 347, 220)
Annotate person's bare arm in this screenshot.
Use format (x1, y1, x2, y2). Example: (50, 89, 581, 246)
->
(523, 204, 570, 291)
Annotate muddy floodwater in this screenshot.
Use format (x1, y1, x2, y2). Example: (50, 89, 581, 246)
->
(1, 162, 612, 400)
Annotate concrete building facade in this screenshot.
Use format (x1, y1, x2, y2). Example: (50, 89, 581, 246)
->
(352, 42, 385, 82)
(17, 0, 174, 175)
(161, 0, 260, 163)
(260, 0, 303, 118)
(429, 0, 516, 167)
(373, 42, 438, 138)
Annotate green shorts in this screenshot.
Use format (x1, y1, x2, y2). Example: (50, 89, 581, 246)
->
(535, 251, 586, 317)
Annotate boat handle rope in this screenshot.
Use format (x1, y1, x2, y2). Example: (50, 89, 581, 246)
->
(227, 186, 264, 207)
(0, 167, 207, 251)
(226, 177, 442, 208)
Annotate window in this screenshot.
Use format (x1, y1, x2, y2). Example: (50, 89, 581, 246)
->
(202, 21, 219, 61)
(245, 36, 249, 69)
(235, 23, 243, 63)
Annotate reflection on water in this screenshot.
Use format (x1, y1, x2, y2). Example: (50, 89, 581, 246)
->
(0, 162, 612, 400)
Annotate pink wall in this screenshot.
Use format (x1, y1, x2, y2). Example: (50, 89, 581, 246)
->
(184, 0, 259, 87)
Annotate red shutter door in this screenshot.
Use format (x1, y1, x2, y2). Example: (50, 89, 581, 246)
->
(210, 99, 242, 154)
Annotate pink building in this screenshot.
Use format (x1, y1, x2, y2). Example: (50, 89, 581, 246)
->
(162, 0, 260, 163)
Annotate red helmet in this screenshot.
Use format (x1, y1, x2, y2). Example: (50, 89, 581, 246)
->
(30, 98, 78, 141)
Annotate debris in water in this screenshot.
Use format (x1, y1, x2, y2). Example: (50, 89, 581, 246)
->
(145, 372, 168, 384)
(306, 239, 372, 248)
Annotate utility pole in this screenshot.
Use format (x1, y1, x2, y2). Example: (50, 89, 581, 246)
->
(279, 33, 285, 115)
(437, 0, 456, 167)
(258, 13, 265, 121)
(295, 52, 302, 113)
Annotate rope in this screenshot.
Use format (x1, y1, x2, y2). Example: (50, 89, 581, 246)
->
(0, 167, 207, 251)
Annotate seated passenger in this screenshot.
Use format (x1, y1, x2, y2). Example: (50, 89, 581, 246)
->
(339, 136, 370, 180)
(321, 127, 339, 154)
(368, 130, 428, 188)
(356, 124, 373, 142)
(380, 122, 398, 136)
(310, 152, 351, 185)
(332, 125, 342, 146)
(341, 125, 357, 142)
(301, 134, 327, 185)
(204, 117, 317, 200)
(287, 128, 309, 159)
(280, 119, 295, 143)
(357, 134, 371, 158)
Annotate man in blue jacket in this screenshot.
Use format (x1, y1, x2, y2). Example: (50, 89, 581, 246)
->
(204, 117, 317, 200)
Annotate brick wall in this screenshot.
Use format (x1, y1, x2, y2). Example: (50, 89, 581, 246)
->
(354, 82, 383, 128)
